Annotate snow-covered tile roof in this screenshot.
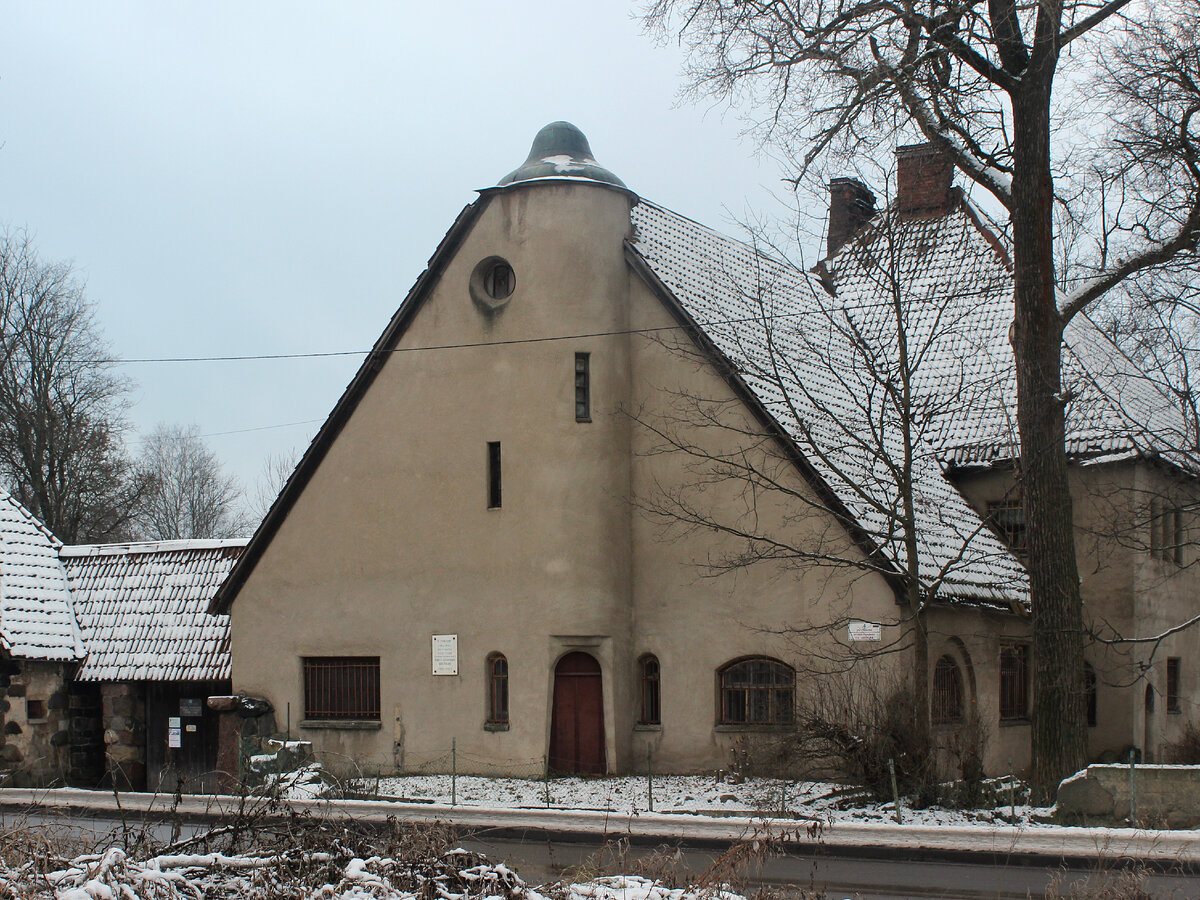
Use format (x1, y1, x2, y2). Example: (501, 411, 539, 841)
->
(629, 201, 1028, 607)
(0, 490, 85, 661)
(829, 200, 1199, 474)
(63, 539, 246, 682)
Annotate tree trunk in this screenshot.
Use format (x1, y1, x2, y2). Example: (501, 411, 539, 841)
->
(1010, 76, 1088, 799)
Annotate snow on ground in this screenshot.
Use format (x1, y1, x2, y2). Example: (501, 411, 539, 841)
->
(25, 845, 743, 900)
(368, 774, 1050, 828)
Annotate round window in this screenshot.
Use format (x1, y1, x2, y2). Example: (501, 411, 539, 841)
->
(470, 256, 516, 311)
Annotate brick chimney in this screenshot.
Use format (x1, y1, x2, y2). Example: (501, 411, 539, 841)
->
(827, 177, 876, 257)
(896, 143, 954, 217)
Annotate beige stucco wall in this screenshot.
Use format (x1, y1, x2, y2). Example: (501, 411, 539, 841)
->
(231, 181, 912, 776)
(954, 461, 1200, 764)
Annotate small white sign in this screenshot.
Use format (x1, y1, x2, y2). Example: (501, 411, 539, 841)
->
(432, 634, 459, 676)
(848, 621, 882, 642)
(167, 717, 182, 748)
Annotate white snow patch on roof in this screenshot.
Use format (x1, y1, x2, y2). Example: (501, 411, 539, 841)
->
(0, 489, 85, 660)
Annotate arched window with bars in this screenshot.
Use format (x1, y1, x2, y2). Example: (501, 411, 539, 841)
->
(486, 652, 509, 726)
(932, 655, 965, 724)
(718, 657, 795, 726)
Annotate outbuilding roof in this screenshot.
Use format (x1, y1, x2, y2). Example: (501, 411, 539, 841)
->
(0, 490, 85, 661)
(63, 539, 245, 682)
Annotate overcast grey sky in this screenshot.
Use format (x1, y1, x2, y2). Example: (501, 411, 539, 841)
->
(0, 2, 788, 501)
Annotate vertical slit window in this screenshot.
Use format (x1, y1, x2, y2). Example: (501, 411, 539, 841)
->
(575, 353, 591, 421)
(487, 441, 502, 509)
(639, 655, 661, 725)
(1168, 657, 1182, 714)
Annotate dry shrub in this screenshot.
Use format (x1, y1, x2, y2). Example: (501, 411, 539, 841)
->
(1163, 720, 1200, 764)
(1044, 865, 1176, 899)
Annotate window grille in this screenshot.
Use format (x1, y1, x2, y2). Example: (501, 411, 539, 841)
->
(932, 655, 964, 724)
(999, 645, 1029, 722)
(487, 653, 509, 724)
(719, 658, 795, 726)
(639, 655, 660, 725)
(303, 657, 380, 720)
(575, 353, 591, 421)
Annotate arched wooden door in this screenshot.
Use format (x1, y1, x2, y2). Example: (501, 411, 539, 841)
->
(549, 651, 606, 775)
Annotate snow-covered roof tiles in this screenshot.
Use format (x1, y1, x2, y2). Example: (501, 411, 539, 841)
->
(63, 539, 246, 682)
(829, 199, 1199, 475)
(0, 490, 85, 661)
(630, 200, 1029, 606)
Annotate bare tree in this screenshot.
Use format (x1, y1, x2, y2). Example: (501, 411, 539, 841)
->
(247, 449, 299, 526)
(135, 424, 247, 540)
(0, 228, 147, 542)
(645, 0, 1200, 793)
(630, 194, 1025, 750)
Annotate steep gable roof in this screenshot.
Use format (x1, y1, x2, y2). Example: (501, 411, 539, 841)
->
(629, 201, 1028, 607)
(0, 490, 85, 661)
(829, 196, 1199, 475)
(63, 539, 246, 682)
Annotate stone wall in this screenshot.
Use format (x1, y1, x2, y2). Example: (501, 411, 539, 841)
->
(1057, 763, 1200, 828)
(101, 682, 146, 790)
(0, 659, 72, 786)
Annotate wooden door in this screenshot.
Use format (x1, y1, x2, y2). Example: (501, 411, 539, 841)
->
(549, 652, 606, 774)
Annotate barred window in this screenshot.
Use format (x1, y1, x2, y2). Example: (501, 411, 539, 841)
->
(719, 658, 795, 726)
(639, 655, 661, 725)
(487, 653, 509, 724)
(303, 657, 380, 721)
(999, 645, 1030, 722)
(932, 655, 964, 724)
(575, 353, 591, 422)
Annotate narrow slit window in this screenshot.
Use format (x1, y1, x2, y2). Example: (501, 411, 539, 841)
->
(487, 442, 502, 509)
(487, 653, 509, 724)
(575, 353, 591, 421)
(1167, 657, 1182, 714)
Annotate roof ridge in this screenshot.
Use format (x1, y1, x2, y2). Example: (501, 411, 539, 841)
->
(61, 537, 250, 558)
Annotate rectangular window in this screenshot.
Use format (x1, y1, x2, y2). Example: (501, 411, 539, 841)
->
(1168, 657, 1182, 714)
(487, 441, 502, 509)
(999, 644, 1030, 722)
(987, 501, 1027, 557)
(575, 353, 591, 421)
(303, 657, 380, 721)
(1150, 499, 1185, 564)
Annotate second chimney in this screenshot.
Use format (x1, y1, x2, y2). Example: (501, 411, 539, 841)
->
(827, 178, 876, 257)
(896, 143, 954, 217)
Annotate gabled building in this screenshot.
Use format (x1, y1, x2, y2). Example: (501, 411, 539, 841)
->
(63, 539, 246, 791)
(213, 121, 1128, 779)
(825, 145, 1200, 763)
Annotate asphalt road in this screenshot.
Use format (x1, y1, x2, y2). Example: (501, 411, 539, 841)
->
(3, 806, 1197, 899)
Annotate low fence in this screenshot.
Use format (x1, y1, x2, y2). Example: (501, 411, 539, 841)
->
(240, 735, 667, 809)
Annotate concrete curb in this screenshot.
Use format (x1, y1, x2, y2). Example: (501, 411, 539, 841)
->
(2, 788, 1197, 865)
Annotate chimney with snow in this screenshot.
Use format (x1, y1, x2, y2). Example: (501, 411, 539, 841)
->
(827, 177, 876, 257)
(896, 143, 954, 217)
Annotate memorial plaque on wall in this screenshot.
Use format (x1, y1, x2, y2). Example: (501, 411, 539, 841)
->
(848, 621, 883, 641)
(431, 634, 459, 675)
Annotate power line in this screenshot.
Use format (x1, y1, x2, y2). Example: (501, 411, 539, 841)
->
(100, 286, 1015, 365)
